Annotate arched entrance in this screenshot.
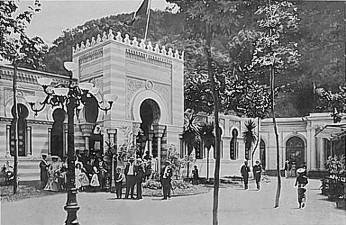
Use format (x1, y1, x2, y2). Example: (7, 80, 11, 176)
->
(286, 136, 305, 168)
(138, 99, 160, 158)
(230, 129, 238, 160)
(10, 103, 29, 156)
(51, 108, 65, 158)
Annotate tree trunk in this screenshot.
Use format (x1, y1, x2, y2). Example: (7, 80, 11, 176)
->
(251, 117, 261, 167)
(207, 148, 209, 180)
(204, 23, 221, 225)
(12, 63, 19, 194)
(270, 66, 281, 208)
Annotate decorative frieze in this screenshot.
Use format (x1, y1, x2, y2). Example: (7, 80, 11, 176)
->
(73, 29, 183, 62)
(78, 48, 103, 65)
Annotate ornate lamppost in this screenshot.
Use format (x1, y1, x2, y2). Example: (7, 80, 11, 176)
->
(25, 62, 114, 225)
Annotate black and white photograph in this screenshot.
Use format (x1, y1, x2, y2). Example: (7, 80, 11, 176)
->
(0, 0, 345, 225)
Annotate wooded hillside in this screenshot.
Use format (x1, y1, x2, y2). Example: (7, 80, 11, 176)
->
(39, 1, 345, 118)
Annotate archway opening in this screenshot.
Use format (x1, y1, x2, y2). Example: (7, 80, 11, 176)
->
(10, 103, 29, 156)
(138, 99, 161, 157)
(230, 129, 238, 160)
(286, 136, 305, 168)
(51, 108, 65, 158)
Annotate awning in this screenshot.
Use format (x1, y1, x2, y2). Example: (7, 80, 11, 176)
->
(315, 123, 346, 140)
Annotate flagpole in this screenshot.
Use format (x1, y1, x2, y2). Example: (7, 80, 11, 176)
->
(144, 0, 151, 41)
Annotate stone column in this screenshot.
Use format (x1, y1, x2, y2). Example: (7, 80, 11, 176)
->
(107, 128, 117, 192)
(319, 138, 325, 170)
(153, 125, 166, 176)
(148, 130, 154, 156)
(80, 123, 94, 155)
(6, 125, 10, 157)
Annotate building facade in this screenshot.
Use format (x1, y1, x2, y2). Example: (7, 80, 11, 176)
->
(0, 30, 184, 181)
(0, 30, 342, 181)
(193, 113, 344, 178)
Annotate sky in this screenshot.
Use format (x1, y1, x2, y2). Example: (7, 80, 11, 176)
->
(19, 0, 173, 46)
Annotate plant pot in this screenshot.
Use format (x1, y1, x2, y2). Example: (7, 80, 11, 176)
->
(336, 198, 346, 209)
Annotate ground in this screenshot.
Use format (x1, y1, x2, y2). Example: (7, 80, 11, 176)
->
(1, 178, 345, 225)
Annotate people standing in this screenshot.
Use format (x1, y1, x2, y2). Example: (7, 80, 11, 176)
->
(240, 160, 250, 190)
(90, 165, 100, 192)
(124, 157, 136, 199)
(115, 167, 125, 199)
(39, 154, 49, 189)
(44, 156, 62, 192)
(135, 159, 145, 200)
(192, 165, 199, 185)
(253, 160, 262, 190)
(295, 168, 309, 208)
(284, 160, 292, 178)
(161, 161, 173, 200)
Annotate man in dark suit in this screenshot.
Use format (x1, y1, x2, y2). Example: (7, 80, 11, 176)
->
(161, 161, 173, 200)
(135, 158, 145, 199)
(240, 160, 250, 190)
(124, 157, 136, 199)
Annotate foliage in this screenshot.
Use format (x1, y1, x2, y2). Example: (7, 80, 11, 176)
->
(199, 122, 215, 151)
(0, 0, 48, 68)
(315, 85, 346, 122)
(326, 155, 346, 179)
(182, 109, 202, 156)
(242, 120, 257, 160)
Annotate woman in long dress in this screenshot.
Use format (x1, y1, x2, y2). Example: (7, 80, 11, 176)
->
(44, 156, 62, 192)
(90, 166, 100, 192)
(75, 163, 89, 191)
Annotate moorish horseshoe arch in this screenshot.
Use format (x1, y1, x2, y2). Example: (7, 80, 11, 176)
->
(131, 89, 169, 125)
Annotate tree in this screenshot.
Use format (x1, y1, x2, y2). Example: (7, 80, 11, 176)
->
(243, 120, 257, 162)
(0, 0, 47, 194)
(315, 84, 346, 123)
(250, 0, 300, 208)
(182, 109, 202, 178)
(199, 122, 214, 180)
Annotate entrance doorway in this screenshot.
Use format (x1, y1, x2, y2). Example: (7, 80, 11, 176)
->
(139, 99, 161, 157)
(260, 139, 266, 169)
(286, 136, 305, 168)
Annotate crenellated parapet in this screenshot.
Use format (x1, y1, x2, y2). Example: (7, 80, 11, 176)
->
(73, 29, 184, 61)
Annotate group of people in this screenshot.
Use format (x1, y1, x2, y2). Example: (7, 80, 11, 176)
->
(240, 160, 263, 190)
(240, 159, 309, 209)
(39, 151, 117, 192)
(115, 157, 173, 200)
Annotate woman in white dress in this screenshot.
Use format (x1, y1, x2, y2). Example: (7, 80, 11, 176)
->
(90, 166, 100, 192)
(75, 162, 90, 191)
(44, 156, 62, 192)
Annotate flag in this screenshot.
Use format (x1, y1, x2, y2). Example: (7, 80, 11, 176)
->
(128, 0, 150, 26)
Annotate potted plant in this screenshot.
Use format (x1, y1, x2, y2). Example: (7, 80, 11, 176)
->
(321, 155, 345, 201)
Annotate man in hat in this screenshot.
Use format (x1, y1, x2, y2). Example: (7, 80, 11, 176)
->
(124, 156, 136, 199)
(160, 161, 173, 200)
(135, 158, 145, 199)
(295, 168, 309, 208)
(253, 160, 262, 190)
(240, 160, 250, 190)
(39, 154, 49, 189)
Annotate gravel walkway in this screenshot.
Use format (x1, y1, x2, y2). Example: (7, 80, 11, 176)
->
(1, 178, 345, 225)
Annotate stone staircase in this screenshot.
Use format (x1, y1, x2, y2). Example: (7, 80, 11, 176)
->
(0, 158, 40, 182)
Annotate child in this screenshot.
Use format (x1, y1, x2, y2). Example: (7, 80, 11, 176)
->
(115, 167, 125, 199)
(295, 168, 309, 208)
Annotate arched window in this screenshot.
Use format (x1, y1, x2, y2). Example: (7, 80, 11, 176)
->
(230, 129, 238, 160)
(10, 104, 29, 156)
(51, 108, 65, 158)
(286, 136, 305, 168)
